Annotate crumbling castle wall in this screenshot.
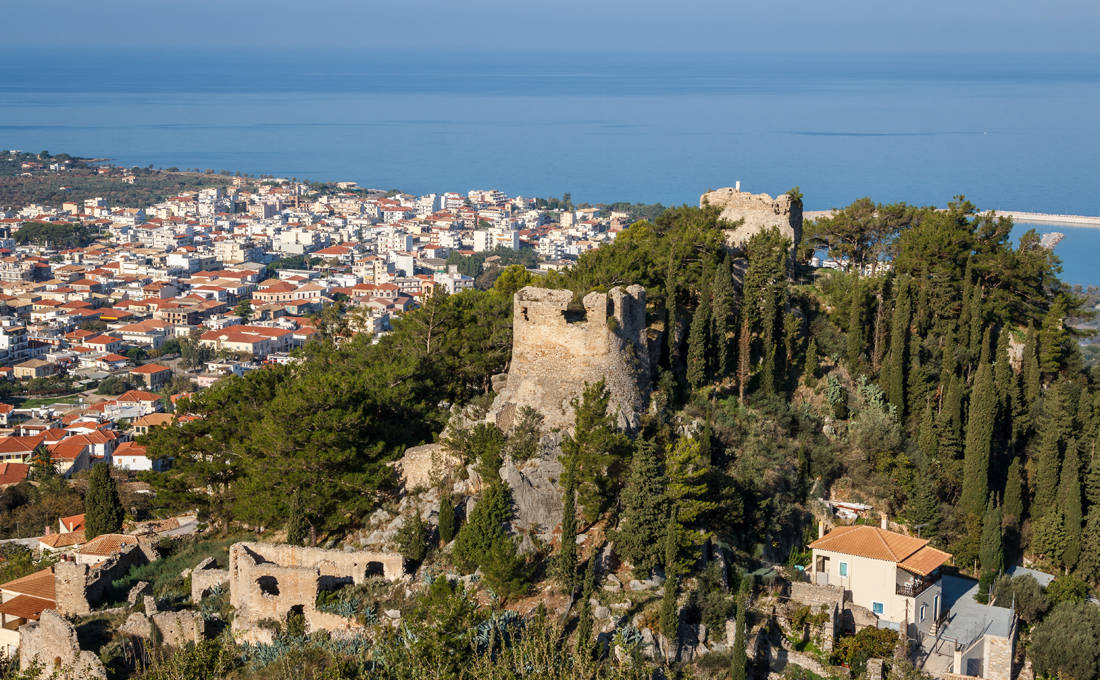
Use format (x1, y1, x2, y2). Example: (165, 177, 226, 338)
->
(55, 543, 150, 616)
(228, 542, 404, 644)
(19, 610, 106, 679)
(487, 285, 650, 433)
(700, 187, 802, 251)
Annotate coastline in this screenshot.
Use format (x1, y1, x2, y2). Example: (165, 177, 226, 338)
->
(805, 209, 1100, 229)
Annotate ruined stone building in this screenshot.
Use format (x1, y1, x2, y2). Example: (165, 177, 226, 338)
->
(700, 186, 802, 252)
(487, 285, 651, 433)
(228, 542, 404, 643)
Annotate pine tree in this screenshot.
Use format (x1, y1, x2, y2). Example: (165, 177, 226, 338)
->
(84, 462, 123, 540)
(803, 337, 819, 388)
(687, 291, 712, 390)
(614, 440, 667, 574)
(1059, 442, 1084, 570)
(847, 284, 865, 371)
(556, 461, 579, 593)
(660, 510, 680, 661)
(711, 255, 737, 379)
(438, 493, 456, 544)
(452, 482, 513, 572)
(962, 361, 995, 518)
(575, 556, 597, 658)
(561, 380, 630, 523)
(730, 580, 749, 680)
(1003, 457, 1025, 526)
(286, 489, 309, 546)
(885, 277, 912, 416)
(666, 438, 716, 530)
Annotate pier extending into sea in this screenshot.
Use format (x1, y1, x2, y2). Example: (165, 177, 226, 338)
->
(804, 209, 1100, 228)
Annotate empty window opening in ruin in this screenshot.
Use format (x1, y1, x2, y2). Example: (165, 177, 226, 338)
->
(365, 561, 385, 578)
(562, 302, 587, 324)
(521, 306, 529, 321)
(257, 575, 280, 596)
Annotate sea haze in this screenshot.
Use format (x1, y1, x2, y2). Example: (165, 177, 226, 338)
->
(1, 47, 1099, 282)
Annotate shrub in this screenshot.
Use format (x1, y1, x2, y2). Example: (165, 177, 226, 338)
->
(1030, 601, 1100, 680)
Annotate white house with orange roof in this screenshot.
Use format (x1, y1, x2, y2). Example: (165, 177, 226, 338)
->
(809, 519, 952, 639)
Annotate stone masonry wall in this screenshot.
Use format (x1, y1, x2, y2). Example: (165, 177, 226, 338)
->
(191, 567, 230, 604)
(700, 187, 802, 251)
(19, 610, 106, 679)
(55, 543, 150, 615)
(229, 542, 404, 644)
(487, 285, 650, 433)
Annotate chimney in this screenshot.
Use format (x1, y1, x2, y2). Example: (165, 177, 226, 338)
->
(818, 520, 825, 539)
(880, 514, 889, 531)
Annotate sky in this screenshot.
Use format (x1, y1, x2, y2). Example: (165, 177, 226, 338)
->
(9, 0, 1100, 53)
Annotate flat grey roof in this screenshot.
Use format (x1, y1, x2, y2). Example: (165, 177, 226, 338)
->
(938, 574, 1015, 648)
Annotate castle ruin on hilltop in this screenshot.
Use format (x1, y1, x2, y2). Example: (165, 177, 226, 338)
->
(701, 186, 802, 251)
(487, 285, 651, 433)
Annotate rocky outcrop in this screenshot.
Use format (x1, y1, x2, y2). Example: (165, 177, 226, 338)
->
(487, 286, 651, 433)
(700, 187, 802, 251)
(499, 431, 565, 549)
(397, 443, 462, 491)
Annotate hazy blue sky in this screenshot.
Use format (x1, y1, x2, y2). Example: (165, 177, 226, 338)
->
(9, 0, 1100, 52)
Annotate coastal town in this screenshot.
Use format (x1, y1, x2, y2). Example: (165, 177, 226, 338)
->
(0, 150, 633, 480)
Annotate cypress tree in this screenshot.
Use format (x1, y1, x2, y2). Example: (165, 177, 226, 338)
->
(871, 281, 890, 371)
(967, 285, 984, 364)
(660, 510, 680, 661)
(614, 440, 667, 574)
(730, 580, 749, 680)
(556, 461, 579, 593)
(1003, 457, 1025, 526)
(687, 291, 712, 390)
(993, 328, 1013, 403)
(939, 373, 964, 459)
(847, 284, 865, 371)
(1039, 295, 1069, 377)
(885, 277, 911, 417)
(962, 361, 996, 518)
(914, 266, 930, 334)
(738, 312, 751, 404)
(1060, 443, 1084, 570)
(917, 400, 938, 459)
(803, 337, 819, 387)
(1034, 398, 1065, 516)
(711, 255, 737, 378)
(84, 462, 123, 540)
(1032, 507, 1067, 568)
(438, 492, 456, 544)
(1077, 508, 1100, 581)
(1022, 325, 1041, 415)
(941, 325, 958, 384)
(286, 489, 309, 546)
(905, 474, 942, 539)
(1086, 449, 1100, 508)
(980, 498, 1004, 580)
(575, 556, 597, 658)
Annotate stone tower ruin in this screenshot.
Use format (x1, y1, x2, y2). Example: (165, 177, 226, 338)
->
(488, 285, 650, 432)
(700, 186, 802, 251)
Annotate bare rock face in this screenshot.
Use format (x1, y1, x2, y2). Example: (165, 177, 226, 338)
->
(700, 187, 802, 251)
(499, 431, 565, 550)
(487, 285, 651, 433)
(397, 443, 462, 491)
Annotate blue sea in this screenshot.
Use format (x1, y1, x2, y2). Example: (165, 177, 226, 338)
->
(1, 48, 1099, 283)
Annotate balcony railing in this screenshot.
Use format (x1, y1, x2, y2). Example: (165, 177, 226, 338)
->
(896, 579, 934, 598)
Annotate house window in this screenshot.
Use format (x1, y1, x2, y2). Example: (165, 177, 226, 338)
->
(920, 604, 927, 622)
(839, 562, 848, 577)
(873, 602, 884, 615)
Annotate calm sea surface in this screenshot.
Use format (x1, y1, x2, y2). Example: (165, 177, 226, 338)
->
(1, 48, 1098, 282)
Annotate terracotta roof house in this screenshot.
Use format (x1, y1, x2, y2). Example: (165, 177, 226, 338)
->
(809, 520, 952, 640)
